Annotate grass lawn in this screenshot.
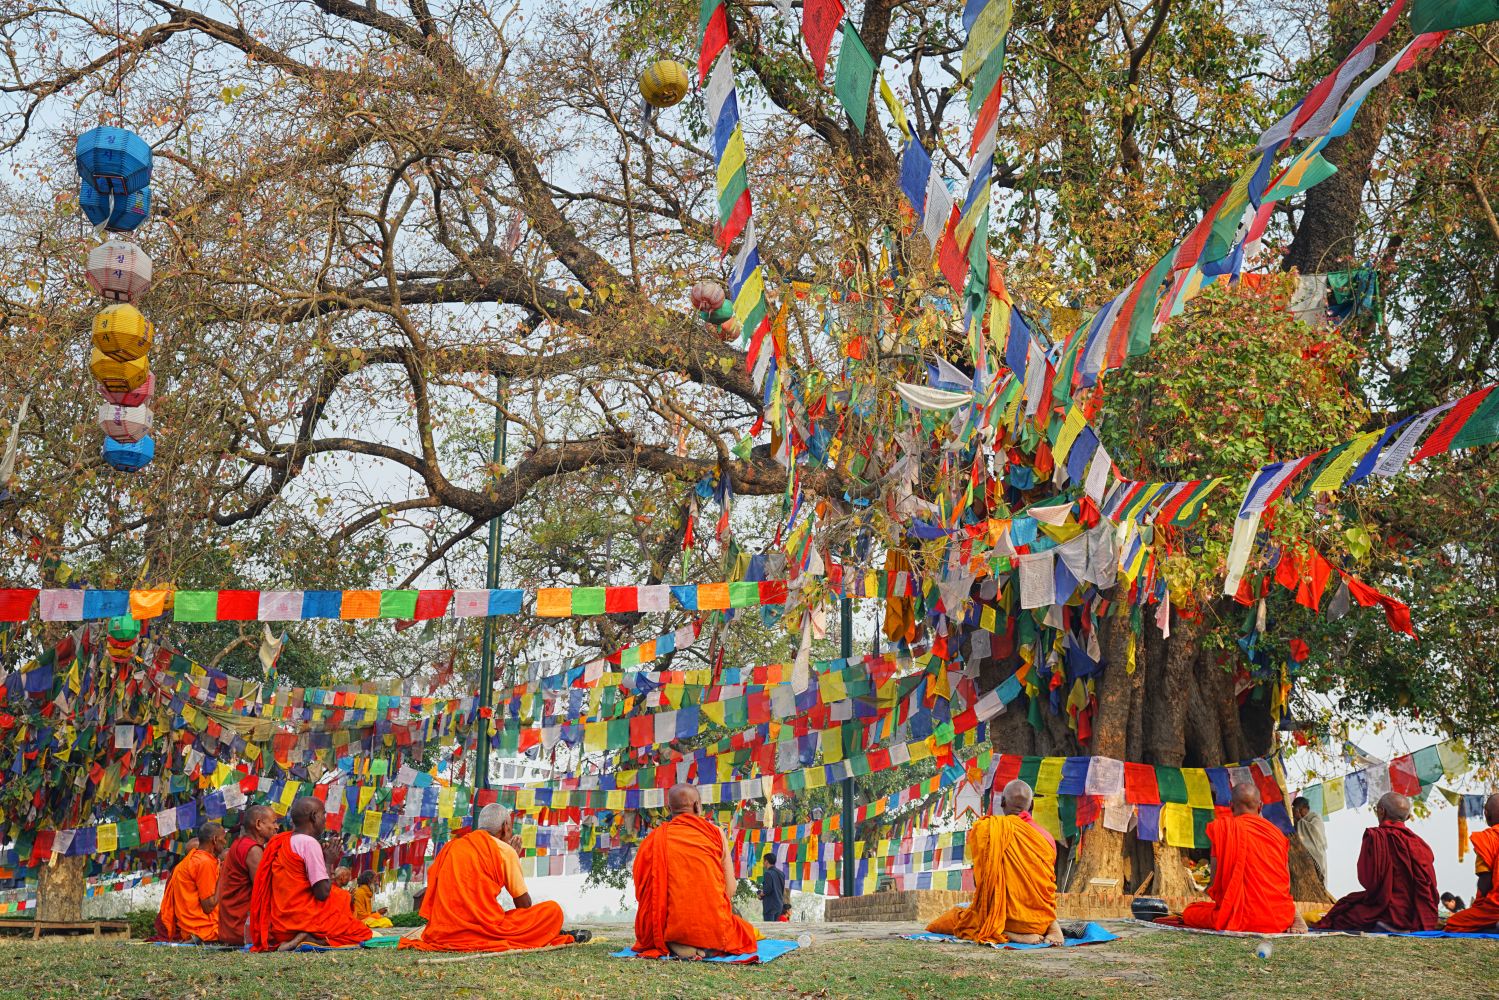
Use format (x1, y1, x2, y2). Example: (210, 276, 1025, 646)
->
(0, 920, 1495, 999)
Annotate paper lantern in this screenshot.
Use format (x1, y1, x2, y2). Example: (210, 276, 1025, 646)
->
(689, 280, 725, 312)
(85, 239, 152, 302)
(639, 60, 689, 108)
(75, 127, 153, 195)
(90, 349, 150, 394)
(92, 304, 154, 361)
(80, 185, 150, 233)
(97, 404, 153, 443)
(99, 371, 154, 407)
(102, 433, 154, 472)
(106, 614, 141, 640)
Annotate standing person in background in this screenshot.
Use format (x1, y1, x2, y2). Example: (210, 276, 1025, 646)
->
(759, 852, 788, 922)
(1293, 796, 1328, 887)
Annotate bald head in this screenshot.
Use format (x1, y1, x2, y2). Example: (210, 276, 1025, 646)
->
(1376, 792, 1412, 823)
(1486, 792, 1499, 827)
(1230, 782, 1262, 816)
(667, 783, 701, 816)
(288, 795, 326, 834)
(1000, 779, 1034, 816)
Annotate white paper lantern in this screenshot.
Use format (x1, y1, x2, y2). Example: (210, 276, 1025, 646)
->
(86, 239, 153, 303)
(98, 403, 153, 443)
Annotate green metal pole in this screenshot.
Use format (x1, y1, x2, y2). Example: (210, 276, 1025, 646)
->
(474, 376, 507, 815)
(840, 589, 855, 897)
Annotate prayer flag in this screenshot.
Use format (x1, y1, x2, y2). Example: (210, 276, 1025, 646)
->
(833, 23, 876, 133)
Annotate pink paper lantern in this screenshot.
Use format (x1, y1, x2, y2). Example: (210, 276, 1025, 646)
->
(85, 238, 153, 303)
(98, 403, 153, 443)
(98, 370, 154, 407)
(689, 280, 725, 312)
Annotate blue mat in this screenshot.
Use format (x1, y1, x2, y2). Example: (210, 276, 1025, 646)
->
(905, 921, 1118, 950)
(610, 939, 800, 964)
(1319, 928, 1499, 940)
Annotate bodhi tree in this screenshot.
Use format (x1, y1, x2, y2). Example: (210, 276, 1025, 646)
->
(0, 0, 1494, 913)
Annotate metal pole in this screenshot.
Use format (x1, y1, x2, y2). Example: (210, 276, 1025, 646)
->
(840, 590, 856, 897)
(474, 375, 507, 815)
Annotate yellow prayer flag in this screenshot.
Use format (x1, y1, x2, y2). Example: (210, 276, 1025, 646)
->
(1035, 757, 1063, 796)
(821, 728, 844, 764)
(361, 811, 382, 838)
(516, 788, 536, 811)
(1324, 776, 1346, 813)
(878, 74, 910, 138)
(583, 720, 607, 752)
(703, 701, 726, 727)
(1162, 802, 1196, 848)
(606, 790, 626, 811)
(908, 739, 932, 763)
(535, 588, 572, 617)
(1052, 407, 1088, 466)
(1182, 768, 1213, 808)
(1032, 794, 1062, 839)
(805, 768, 826, 790)
(97, 824, 119, 853)
(1310, 430, 1382, 492)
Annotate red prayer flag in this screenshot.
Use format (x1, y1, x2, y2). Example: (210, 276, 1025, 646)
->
(1124, 762, 1161, 804)
(216, 590, 259, 621)
(802, 0, 845, 82)
(604, 587, 638, 614)
(1412, 385, 1494, 462)
(0, 589, 37, 621)
(413, 589, 453, 620)
(1389, 755, 1420, 795)
(698, 2, 730, 83)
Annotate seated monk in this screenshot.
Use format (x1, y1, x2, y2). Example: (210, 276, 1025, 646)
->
(1445, 793, 1499, 933)
(927, 779, 1064, 945)
(631, 783, 760, 959)
(353, 871, 393, 928)
(247, 796, 373, 951)
(151, 836, 199, 941)
(157, 823, 226, 942)
(1313, 793, 1437, 932)
(400, 804, 579, 951)
(217, 805, 278, 946)
(1172, 783, 1307, 934)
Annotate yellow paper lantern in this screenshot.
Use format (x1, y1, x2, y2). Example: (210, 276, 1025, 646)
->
(639, 60, 689, 109)
(91, 303, 154, 361)
(90, 349, 150, 393)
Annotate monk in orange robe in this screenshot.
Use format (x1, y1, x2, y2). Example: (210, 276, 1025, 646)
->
(1174, 783, 1307, 933)
(247, 796, 373, 951)
(1445, 793, 1499, 933)
(927, 779, 1064, 945)
(631, 783, 759, 958)
(157, 822, 227, 942)
(353, 871, 394, 928)
(216, 805, 277, 946)
(401, 804, 577, 951)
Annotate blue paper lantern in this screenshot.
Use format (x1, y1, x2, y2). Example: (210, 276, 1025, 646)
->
(80, 185, 150, 233)
(74, 127, 153, 195)
(102, 433, 154, 472)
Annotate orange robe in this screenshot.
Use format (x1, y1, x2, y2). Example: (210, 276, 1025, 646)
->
(247, 831, 373, 951)
(631, 813, 759, 957)
(353, 884, 394, 928)
(157, 848, 220, 942)
(399, 831, 569, 952)
(1181, 812, 1297, 933)
(1446, 826, 1499, 932)
(926, 813, 1057, 943)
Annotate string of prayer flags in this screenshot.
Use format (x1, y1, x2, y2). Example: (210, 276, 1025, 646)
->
(1, 579, 792, 623)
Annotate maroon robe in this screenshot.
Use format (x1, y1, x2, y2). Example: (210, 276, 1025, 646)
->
(1313, 820, 1438, 932)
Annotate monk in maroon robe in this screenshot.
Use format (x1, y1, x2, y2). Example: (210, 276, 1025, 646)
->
(1313, 792, 1438, 932)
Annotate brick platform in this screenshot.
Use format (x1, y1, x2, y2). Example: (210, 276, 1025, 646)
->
(825, 890, 1329, 923)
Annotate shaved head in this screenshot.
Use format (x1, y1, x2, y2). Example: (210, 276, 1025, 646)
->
(1000, 779, 1034, 816)
(1486, 792, 1499, 827)
(289, 795, 326, 835)
(667, 783, 701, 816)
(477, 803, 511, 835)
(1376, 792, 1412, 822)
(1230, 782, 1262, 816)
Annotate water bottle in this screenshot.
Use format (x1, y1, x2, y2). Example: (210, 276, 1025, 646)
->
(797, 932, 813, 949)
(1255, 941, 1273, 960)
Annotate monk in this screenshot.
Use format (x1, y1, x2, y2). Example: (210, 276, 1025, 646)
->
(216, 805, 278, 946)
(156, 823, 226, 943)
(353, 871, 393, 928)
(927, 779, 1064, 945)
(400, 804, 581, 951)
(247, 796, 373, 951)
(1172, 783, 1307, 933)
(1445, 792, 1499, 933)
(631, 783, 760, 958)
(1313, 793, 1438, 932)
(151, 836, 199, 940)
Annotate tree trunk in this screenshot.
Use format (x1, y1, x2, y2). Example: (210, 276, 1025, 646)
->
(36, 856, 86, 922)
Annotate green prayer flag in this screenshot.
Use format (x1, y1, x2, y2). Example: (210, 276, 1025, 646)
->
(1412, 745, 1445, 785)
(173, 591, 218, 622)
(571, 587, 606, 616)
(728, 581, 760, 608)
(1448, 386, 1499, 452)
(606, 717, 630, 749)
(1155, 765, 1189, 804)
(1017, 755, 1041, 790)
(833, 23, 876, 133)
(117, 818, 140, 849)
(378, 589, 418, 619)
(1192, 806, 1213, 849)
(1411, 0, 1499, 31)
